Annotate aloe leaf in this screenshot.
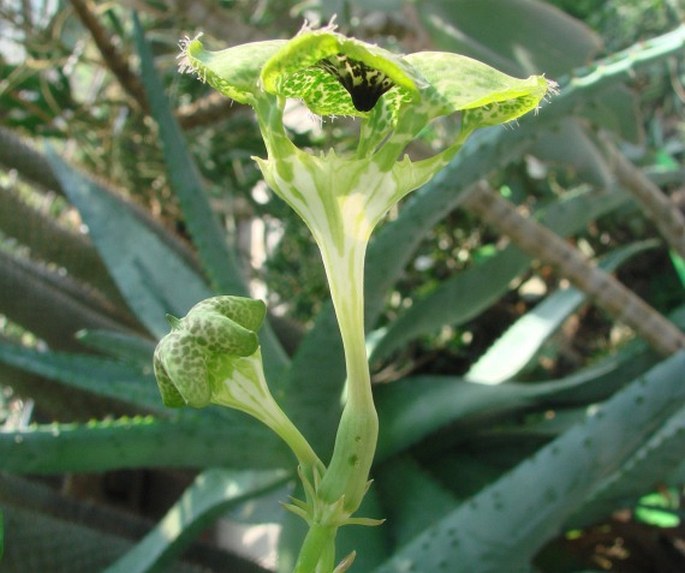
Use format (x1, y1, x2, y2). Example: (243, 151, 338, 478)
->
(374, 369, 573, 461)
(428, 452, 514, 502)
(0, 126, 61, 192)
(466, 240, 658, 384)
(132, 14, 245, 297)
(373, 352, 685, 573)
(376, 456, 459, 547)
(374, 319, 681, 463)
(45, 150, 213, 338)
(2, 507, 158, 573)
(0, 356, 118, 421)
(420, 0, 600, 76)
(375, 376, 529, 461)
(104, 468, 288, 573)
(0, 249, 135, 352)
(569, 404, 685, 528)
(75, 329, 156, 368)
(0, 184, 125, 306)
(371, 187, 629, 361)
(0, 415, 290, 474)
(0, 340, 162, 412)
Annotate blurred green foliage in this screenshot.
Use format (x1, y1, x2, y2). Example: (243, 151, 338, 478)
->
(1, 1, 685, 572)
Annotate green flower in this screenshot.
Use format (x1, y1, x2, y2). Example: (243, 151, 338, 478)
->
(176, 27, 556, 571)
(178, 25, 555, 253)
(179, 23, 553, 127)
(178, 23, 555, 521)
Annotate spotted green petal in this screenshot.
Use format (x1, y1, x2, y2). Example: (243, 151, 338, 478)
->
(405, 51, 554, 126)
(260, 29, 421, 116)
(183, 312, 258, 357)
(153, 339, 187, 408)
(189, 296, 267, 341)
(178, 35, 286, 104)
(154, 330, 213, 407)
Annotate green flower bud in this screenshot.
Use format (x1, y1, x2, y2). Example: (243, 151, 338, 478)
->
(154, 296, 322, 474)
(153, 296, 265, 408)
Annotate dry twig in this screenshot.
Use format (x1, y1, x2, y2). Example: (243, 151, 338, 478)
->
(603, 137, 685, 261)
(462, 181, 685, 356)
(69, 0, 150, 113)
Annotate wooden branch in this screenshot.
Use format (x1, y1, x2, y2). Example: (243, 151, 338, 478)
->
(462, 181, 685, 356)
(68, 0, 149, 113)
(604, 138, 685, 261)
(68, 0, 242, 129)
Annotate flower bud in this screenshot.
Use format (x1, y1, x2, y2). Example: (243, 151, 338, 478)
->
(153, 296, 266, 408)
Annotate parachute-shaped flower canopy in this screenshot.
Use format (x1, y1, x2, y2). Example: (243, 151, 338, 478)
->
(178, 24, 554, 130)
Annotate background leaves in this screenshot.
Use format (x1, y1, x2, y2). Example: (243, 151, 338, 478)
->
(1, 1, 684, 572)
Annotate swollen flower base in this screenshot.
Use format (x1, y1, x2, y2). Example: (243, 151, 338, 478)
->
(154, 21, 555, 572)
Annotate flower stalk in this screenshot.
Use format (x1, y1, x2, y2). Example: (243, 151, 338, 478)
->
(156, 23, 555, 572)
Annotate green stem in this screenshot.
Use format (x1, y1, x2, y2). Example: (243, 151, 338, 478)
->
(266, 408, 325, 482)
(316, 239, 378, 515)
(213, 350, 324, 481)
(291, 238, 376, 572)
(293, 523, 337, 573)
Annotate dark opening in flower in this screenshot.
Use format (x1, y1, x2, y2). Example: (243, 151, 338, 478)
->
(317, 53, 396, 112)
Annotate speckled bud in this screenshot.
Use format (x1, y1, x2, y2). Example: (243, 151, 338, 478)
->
(153, 296, 266, 408)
